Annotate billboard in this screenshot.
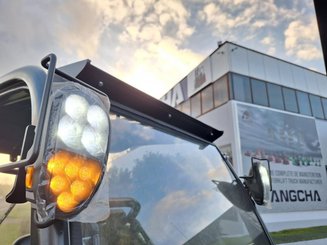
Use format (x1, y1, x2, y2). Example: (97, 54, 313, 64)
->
(237, 103, 327, 212)
(187, 58, 212, 96)
(161, 58, 212, 107)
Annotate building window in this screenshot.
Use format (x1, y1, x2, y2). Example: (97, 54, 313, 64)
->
(296, 91, 312, 116)
(267, 83, 284, 110)
(251, 79, 268, 106)
(191, 93, 201, 117)
(310, 95, 324, 119)
(213, 75, 229, 107)
(201, 84, 214, 113)
(181, 100, 190, 115)
(322, 98, 327, 120)
(282, 87, 298, 113)
(231, 73, 252, 103)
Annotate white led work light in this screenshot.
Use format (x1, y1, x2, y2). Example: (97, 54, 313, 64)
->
(35, 82, 110, 220)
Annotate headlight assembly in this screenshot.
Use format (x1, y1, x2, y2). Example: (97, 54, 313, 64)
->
(35, 82, 110, 223)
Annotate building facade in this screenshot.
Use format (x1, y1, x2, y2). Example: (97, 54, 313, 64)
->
(161, 41, 327, 231)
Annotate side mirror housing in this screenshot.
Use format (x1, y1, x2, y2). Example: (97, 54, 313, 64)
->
(241, 157, 272, 206)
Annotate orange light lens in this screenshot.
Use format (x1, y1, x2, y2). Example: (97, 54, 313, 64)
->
(46, 150, 103, 213)
(57, 191, 78, 213)
(71, 179, 92, 202)
(79, 160, 102, 185)
(65, 156, 84, 181)
(50, 175, 70, 196)
(47, 151, 72, 175)
(25, 166, 34, 189)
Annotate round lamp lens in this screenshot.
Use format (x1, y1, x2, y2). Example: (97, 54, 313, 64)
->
(58, 115, 84, 150)
(81, 126, 107, 157)
(47, 151, 72, 175)
(57, 191, 78, 213)
(87, 105, 109, 132)
(65, 94, 89, 121)
(71, 179, 93, 202)
(50, 175, 70, 196)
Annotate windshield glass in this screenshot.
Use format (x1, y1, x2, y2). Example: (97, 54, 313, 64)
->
(79, 114, 270, 245)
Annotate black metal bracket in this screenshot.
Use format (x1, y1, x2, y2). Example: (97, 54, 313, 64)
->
(33, 211, 56, 229)
(239, 157, 272, 206)
(109, 197, 141, 222)
(6, 125, 35, 203)
(41, 56, 107, 98)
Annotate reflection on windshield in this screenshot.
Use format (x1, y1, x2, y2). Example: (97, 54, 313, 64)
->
(80, 115, 270, 245)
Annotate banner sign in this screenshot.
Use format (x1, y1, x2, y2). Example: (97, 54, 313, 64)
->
(161, 59, 212, 107)
(187, 58, 212, 96)
(237, 103, 327, 212)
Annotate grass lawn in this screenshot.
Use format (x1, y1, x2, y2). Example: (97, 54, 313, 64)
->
(270, 226, 327, 244)
(1, 184, 30, 245)
(0, 203, 30, 245)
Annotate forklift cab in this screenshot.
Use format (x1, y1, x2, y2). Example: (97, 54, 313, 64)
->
(0, 54, 274, 244)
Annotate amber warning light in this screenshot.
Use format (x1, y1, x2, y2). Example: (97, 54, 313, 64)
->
(47, 151, 101, 212)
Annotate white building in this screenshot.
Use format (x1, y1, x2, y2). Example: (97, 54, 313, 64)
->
(161, 41, 327, 232)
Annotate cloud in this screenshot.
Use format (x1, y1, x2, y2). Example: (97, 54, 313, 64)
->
(0, 0, 202, 98)
(267, 47, 277, 56)
(90, 0, 193, 46)
(154, 0, 194, 41)
(197, 0, 323, 68)
(261, 37, 274, 46)
(0, 0, 107, 72)
(198, 0, 283, 40)
(55, 1, 105, 58)
(64, 0, 198, 98)
(83, 0, 202, 97)
(197, 0, 291, 56)
(260, 36, 277, 55)
(284, 17, 322, 61)
(0, 0, 324, 97)
(114, 38, 203, 98)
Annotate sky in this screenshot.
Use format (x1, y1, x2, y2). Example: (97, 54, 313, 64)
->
(0, 0, 325, 99)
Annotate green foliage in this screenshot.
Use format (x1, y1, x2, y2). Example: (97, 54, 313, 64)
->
(270, 226, 327, 244)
